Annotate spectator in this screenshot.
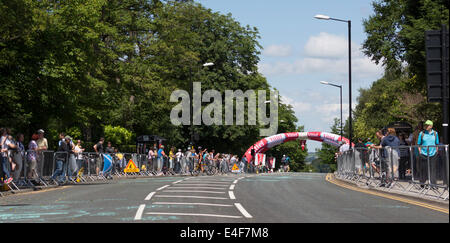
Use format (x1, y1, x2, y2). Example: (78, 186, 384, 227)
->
(36, 129, 48, 179)
(169, 147, 175, 173)
(417, 120, 439, 186)
(105, 141, 114, 154)
(11, 133, 25, 181)
(51, 136, 72, 184)
(372, 128, 400, 186)
(93, 137, 105, 175)
(1, 128, 16, 184)
(364, 138, 374, 147)
(148, 146, 155, 172)
(175, 148, 184, 174)
(398, 134, 410, 180)
(157, 145, 167, 173)
(27, 133, 39, 182)
(74, 140, 85, 177)
(355, 138, 368, 171)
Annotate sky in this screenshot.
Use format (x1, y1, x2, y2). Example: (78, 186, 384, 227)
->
(196, 0, 384, 151)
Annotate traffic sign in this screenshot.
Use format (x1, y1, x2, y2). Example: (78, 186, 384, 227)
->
(124, 159, 140, 173)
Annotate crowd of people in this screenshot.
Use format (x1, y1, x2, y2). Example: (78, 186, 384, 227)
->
(337, 119, 447, 187)
(1, 127, 281, 189)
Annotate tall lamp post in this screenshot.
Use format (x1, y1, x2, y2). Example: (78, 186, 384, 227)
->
(189, 62, 215, 147)
(315, 14, 353, 147)
(320, 81, 343, 141)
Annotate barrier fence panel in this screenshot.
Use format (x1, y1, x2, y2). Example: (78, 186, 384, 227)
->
(336, 145, 449, 200)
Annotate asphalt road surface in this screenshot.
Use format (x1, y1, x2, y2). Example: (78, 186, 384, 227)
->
(0, 173, 448, 223)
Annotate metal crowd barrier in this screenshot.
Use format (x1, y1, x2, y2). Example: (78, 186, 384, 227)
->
(336, 145, 449, 200)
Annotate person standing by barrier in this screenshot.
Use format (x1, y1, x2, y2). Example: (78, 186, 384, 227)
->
(175, 149, 184, 174)
(398, 134, 410, 180)
(1, 128, 15, 184)
(105, 141, 114, 154)
(74, 140, 85, 177)
(36, 129, 48, 179)
(93, 137, 105, 176)
(11, 133, 25, 182)
(27, 134, 39, 182)
(148, 147, 155, 172)
(51, 136, 71, 184)
(417, 120, 439, 186)
(157, 145, 167, 174)
(372, 128, 400, 187)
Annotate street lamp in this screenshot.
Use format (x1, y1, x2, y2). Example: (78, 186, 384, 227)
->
(315, 14, 353, 147)
(320, 81, 343, 141)
(190, 62, 214, 146)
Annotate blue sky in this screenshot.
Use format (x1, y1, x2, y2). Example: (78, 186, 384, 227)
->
(196, 0, 384, 151)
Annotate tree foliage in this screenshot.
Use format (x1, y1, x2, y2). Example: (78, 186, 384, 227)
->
(0, 0, 304, 157)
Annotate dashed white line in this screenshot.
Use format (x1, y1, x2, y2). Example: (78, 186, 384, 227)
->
(154, 195, 229, 200)
(134, 204, 146, 220)
(152, 202, 234, 207)
(146, 212, 243, 219)
(163, 190, 226, 194)
(234, 203, 253, 218)
(228, 191, 236, 200)
(233, 179, 238, 184)
(229, 184, 235, 190)
(170, 186, 227, 190)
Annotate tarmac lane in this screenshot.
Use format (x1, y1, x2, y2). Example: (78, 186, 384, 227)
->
(0, 173, 448, 223)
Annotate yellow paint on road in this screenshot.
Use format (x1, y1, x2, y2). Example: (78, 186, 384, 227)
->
(325, 173, 449, 214)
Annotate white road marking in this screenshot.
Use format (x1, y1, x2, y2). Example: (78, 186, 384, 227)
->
(229, 184, 235, 190)
(152, 202, 234, 207)
(156, 185, 170, 191)
(173, 184, 228, 187)
(134, 204, 146, 220)
(163, 190, 226, 194)
(184, 181, 233, 184)
(169, 186, 227, 190)
(173, 179, 184, 184)
(154, 195, 229, 200)
(145, 192, 156, 201)
(233, 179, 238, 184)
(228, 191, 236, 200)
(146, 212, 243, 219)
(234, 203, 253, 218)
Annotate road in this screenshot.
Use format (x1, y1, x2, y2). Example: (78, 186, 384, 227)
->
(0, 173, 448, 223)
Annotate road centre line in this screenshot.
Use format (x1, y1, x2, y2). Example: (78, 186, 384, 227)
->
(134, 204, 146, 220)
(154, 195, 229, 200)
(146, 212, 243, 219)
(234, 203, 253, 218)
(152, 202, 234, 207)
(228, 191, 236, 200)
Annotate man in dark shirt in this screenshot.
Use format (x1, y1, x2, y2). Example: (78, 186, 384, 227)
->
(51, 136, 72, 184)
(93, 137, 105, 176)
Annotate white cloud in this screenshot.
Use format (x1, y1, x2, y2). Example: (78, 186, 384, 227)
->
(280, 96, 312, 114)
(258, 32, 383, 80)
(263, 44, 293, 57)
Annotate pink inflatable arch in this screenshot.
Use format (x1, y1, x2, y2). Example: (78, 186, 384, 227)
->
(243, 132, 352, 163)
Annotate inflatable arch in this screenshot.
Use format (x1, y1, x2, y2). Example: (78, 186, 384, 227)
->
(243, 132, 352, 163)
